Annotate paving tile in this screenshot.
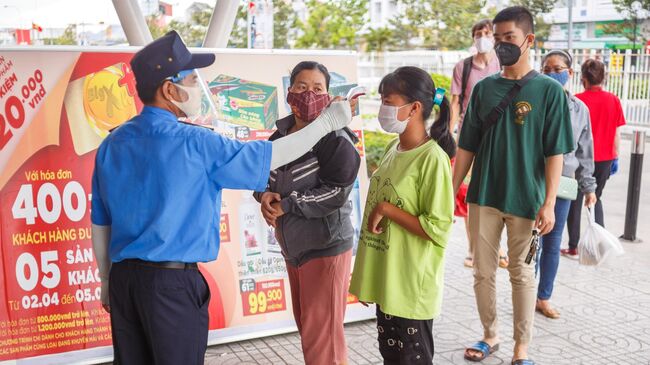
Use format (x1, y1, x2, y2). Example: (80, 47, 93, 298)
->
(202, 215, 650, 364)
(91, 177, 650, 365)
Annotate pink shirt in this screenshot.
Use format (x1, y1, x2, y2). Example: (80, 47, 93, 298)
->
(451, 55, 501, 119)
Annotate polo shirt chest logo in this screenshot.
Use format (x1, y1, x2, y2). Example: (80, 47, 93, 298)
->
(514, 101, 532, 125)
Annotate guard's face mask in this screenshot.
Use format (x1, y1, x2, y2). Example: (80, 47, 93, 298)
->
(166, 69, 215, 120)
(171, 83, 203, 118)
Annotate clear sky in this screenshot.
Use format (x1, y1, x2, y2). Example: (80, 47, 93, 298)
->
(0, 0, 212, 29)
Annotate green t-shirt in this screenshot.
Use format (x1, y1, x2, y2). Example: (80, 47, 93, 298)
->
(458, 73, 574, 220)
(349, 139, 453, 320)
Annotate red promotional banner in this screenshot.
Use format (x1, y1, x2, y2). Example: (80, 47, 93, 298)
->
(0, 48, 371, 365)
(0, 52, 140, 362)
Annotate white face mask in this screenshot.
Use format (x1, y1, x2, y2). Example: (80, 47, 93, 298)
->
(475, 37, 494, 54)
(170, 83, 203, 118)
(377, 103, 412, 134)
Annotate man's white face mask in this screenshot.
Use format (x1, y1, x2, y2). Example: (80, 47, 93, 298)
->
(475, 36, 494, 54)
(167, 69, 216, 120)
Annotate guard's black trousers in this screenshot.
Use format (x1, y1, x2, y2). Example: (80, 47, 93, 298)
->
(109, 260, 210, 365)
(376, 306, 434, 365)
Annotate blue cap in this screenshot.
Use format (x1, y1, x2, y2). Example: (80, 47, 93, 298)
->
(130, 30, 215, 91)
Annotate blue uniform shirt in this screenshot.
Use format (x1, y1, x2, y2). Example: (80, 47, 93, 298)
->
(91, 106, 272, 263)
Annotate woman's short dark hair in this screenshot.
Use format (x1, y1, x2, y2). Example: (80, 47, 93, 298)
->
(289, 61, 331, 90)
(378, 66, 456, 158)
(581, 59, 605, 86)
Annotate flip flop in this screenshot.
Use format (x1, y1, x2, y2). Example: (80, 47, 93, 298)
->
(464, 341, 499, 362)
(464, 257, 474, 268)
(512, 359, 536, 365)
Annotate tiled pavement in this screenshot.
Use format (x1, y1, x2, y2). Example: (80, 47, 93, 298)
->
(205, 231, 650, 365)
(204, 137, 650, 364)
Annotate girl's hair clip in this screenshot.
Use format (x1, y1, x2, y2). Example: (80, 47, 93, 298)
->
(433, 87, 446, 106)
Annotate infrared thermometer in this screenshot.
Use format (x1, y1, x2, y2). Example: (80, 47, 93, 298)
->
(345, 86, 366, 100)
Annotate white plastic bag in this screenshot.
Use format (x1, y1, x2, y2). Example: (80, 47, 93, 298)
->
(578, 209, 625, 266)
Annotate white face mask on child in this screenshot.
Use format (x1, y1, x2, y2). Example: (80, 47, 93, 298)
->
(377, 103, 413, 134)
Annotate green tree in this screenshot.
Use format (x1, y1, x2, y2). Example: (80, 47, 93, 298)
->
(364, 27, 394, 52)
(604, 0, 650, 46)
(273, 0, 298, 48)
(295, 0, 368, 50)
(164, 4, 214, 46)
(46, 24, 77, 45)
(386, 1, 434, 49)
(438, 0, 490, 50)
(228, 1, 249, 48)
(229, 1, 296, 49)
(363, 130, 395, 175)
(146, 15, 168, 40)
(386, 0, 489, 50)
(430, 73, 451, 91)
(147, 1, 249, 48)
(511, 0, 553, 44)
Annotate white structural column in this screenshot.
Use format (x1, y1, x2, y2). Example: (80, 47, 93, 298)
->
(203, 0, 240, 48)
(112, 0, 153, 46)
(567, 0, 573, 52)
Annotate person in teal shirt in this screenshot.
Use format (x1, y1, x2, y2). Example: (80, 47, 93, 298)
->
(349, 66, 455, 364)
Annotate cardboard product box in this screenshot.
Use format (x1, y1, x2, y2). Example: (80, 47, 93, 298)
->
(209, 74, 278, 130)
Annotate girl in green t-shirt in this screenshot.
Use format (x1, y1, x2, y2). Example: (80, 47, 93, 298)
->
(349, 66, 455, 364)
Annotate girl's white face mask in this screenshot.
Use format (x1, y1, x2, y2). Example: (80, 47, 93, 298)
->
(377, 103, 413, 134)
(171, 83, 203, 119)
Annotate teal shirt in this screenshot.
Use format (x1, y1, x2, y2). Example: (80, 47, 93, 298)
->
(349, 139, 453, 320)
(459, 73, 574, 220)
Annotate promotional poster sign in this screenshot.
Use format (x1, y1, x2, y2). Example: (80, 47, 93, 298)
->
(0, 48, 370, 365)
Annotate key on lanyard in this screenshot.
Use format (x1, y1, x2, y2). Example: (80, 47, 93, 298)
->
(525, 229, 540, 265)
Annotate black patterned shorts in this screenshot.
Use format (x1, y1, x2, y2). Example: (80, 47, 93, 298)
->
(376, 306, 434, 364)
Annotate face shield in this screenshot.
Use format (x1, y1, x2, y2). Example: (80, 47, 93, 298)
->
(169, 70, 257, 140)
(167, 69, 219, 125)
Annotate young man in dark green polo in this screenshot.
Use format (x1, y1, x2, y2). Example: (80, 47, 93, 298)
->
(453, 6, 574, 365)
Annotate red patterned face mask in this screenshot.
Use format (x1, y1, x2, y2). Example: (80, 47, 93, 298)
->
(287, 90, 331, 122)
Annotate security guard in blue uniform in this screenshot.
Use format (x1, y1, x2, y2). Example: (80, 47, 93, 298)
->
(91, 30, 354, 365)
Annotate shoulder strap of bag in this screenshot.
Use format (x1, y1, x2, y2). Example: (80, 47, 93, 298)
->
(480, 70, 539, 136)
(459, 56, 473, 110)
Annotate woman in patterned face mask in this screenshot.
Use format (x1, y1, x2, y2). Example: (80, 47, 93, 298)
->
(253, 61, 361, 365)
